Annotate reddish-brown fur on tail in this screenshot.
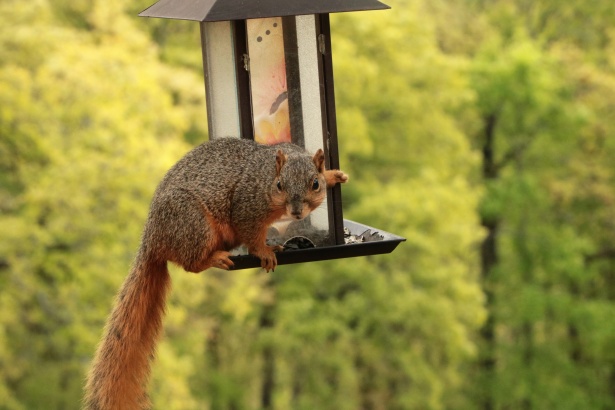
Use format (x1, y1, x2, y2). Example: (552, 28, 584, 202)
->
(84, 252, 170, 410)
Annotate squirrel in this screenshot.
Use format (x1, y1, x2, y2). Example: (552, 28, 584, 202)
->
(83, 137, 349, 410)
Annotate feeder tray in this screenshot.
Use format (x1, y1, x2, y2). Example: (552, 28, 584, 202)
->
(229, 219, 405, 270)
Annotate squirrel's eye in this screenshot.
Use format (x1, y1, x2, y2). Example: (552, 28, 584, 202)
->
(277, 180, 282, 191)
(312, 178, 319, 190)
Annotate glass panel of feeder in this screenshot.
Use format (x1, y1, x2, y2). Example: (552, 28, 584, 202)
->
(295, 14, 329, 233)
(246, 17, 291, 145)
(247, 15, 333, 249)
(201, 21, 241, 139)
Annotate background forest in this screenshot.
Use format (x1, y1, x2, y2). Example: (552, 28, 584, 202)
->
(1, 0, 615, 408)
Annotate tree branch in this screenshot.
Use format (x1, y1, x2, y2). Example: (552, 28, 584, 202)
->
(585, 248, 615, 264)
(494, 139, 532, 173)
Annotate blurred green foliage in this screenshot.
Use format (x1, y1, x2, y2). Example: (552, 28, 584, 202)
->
(1, 0, 614, 409)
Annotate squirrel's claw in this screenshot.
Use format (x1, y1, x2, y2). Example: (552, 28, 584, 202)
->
(204, 250, 234, 271)
(213, 257, 234, 270)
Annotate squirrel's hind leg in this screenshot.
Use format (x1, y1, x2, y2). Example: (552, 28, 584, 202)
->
(185, 250, 234, 272)
(149, 190, 234, 273)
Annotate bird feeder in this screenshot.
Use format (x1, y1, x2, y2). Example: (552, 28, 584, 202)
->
(139, 0, 405, 269)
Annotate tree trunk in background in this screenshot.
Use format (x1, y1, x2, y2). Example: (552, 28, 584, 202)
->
(480, 113, 499, 410)
(260, 279, 276, 410)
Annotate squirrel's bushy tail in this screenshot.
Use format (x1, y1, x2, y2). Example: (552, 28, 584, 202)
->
(84, 253, 171, 410)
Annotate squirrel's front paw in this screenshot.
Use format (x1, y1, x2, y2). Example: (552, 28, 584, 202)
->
(335, 171, 349, 184)
(252, 245, 282, 272)
(324, 170, 349, 188)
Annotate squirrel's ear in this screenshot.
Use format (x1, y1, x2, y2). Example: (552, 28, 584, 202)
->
(275, 150, 287, 176)
(313, 149, 325, 173)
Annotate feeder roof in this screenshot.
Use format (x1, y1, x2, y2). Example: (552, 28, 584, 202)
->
(139, 0, 389, 22)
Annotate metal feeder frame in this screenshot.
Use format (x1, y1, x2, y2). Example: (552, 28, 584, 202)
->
(139, 0, 405, 269)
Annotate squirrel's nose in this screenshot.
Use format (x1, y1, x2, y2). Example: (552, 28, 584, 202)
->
(290, 196, 304, 219)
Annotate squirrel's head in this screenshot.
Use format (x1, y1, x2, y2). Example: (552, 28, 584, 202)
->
(271, 148, 327, 221)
